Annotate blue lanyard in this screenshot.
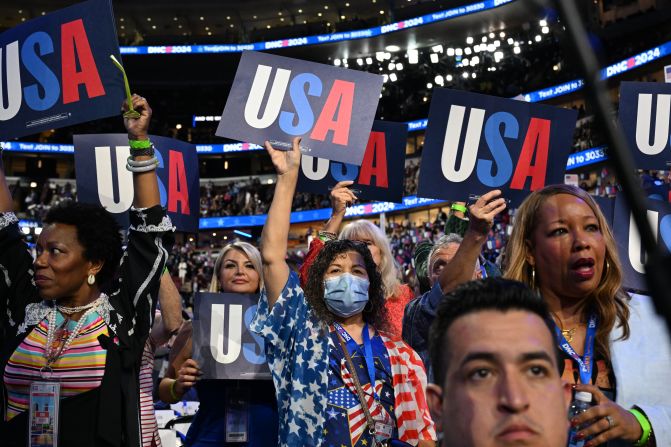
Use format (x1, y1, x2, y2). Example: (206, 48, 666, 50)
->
(333, 322, 379, 401)
(554, 313, 598, 385)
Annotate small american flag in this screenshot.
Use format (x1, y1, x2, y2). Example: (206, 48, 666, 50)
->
(339, 360, 386, 445)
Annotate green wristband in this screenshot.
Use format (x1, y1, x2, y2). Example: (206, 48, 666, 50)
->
(451, 203, 468, 213)
(129, 139, 152, 149)
(629, 408, 652, 446)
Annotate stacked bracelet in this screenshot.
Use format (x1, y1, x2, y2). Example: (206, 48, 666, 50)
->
(318, 230, 337, 242)
(126, 155, 159, 172)
(629, 408, 652, 446)
(129, 139, 152, 149)
(451, 203, 468, 213)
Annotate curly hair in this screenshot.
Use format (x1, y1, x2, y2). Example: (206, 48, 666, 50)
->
(303, 239, 390, 332)
(44, 202, 123, 289)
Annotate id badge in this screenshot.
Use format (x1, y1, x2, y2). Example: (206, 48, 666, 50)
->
(373, 409, 394, 441)
(29, 381, 60, 447)
(225, 388, 249, 443)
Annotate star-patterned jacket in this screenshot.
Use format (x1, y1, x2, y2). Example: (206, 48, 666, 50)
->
(252, 271, 436, 447)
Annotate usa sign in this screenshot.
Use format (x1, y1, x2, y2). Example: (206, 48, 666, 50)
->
(216, 50, 383, 166)
(192, 292, 271, 380)
(296, 120, 407, 203)
(619, 82, 671, 169)
(0, 0, 124, 139)
(417, 88, 577, 206)
(73, 134, 200, 232)
(612, 193, 671, 292)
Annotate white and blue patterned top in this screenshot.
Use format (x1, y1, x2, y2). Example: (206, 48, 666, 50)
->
(251, 271, 330, 447)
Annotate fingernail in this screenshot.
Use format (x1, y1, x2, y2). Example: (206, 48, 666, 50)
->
(575, 432, 584, 440)
(570, 418, 579, 426)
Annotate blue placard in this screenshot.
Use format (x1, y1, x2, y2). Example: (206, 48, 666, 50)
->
(296, 120, 407, 203)
(0, 0, 124, 140)
(73, 134, 200, 232)
(216, 51, 383, 166)
(618, 82, 671, 169)
(612, 193, 671, 293)
(417, 88, 578, 206)
(192, 292, 270, 380)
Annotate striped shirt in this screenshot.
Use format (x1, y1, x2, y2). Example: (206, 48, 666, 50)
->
(139, 338, 161, 447)
(3, 311, 111, 420)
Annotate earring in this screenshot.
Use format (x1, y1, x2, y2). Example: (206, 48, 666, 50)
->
(87, 274, 96, 286)
(530, 266, 536, 291)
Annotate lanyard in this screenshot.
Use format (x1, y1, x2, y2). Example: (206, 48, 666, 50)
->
(333, 322, 379, 401)
(555, 313, 598, 385)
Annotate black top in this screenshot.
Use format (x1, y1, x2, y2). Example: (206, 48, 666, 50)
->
(0, 206, 174, 447)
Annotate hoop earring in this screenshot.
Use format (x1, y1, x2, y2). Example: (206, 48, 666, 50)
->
(87, 274, 96, 286)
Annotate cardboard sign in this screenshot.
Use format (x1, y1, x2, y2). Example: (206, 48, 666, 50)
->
(618, 82, 671, 169)
(0, 0, 124, 139)
(296, 120, 407, 203)
(216, 50, 383, 166)
(73, 134, 200, 232)
(612, 193, 671, 292)
(192, 292, 271, 381)
(417, 88, 577, 206)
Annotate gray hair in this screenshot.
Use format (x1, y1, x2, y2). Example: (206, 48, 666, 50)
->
(428, 233, 481, 279)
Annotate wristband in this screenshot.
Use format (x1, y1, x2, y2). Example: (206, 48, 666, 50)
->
(318, 231, 337, 242)
(629, 408, 652, 446)
(129, 146, 155, 158)
(169, 379, 180, 402)
(129, 139, 152, 149)
(451, 203, 468, 213)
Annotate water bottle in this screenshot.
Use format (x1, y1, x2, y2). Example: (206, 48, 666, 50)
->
(567, 391, 593, 447)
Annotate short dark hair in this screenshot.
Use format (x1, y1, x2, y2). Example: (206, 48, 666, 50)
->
(44, 202, 123, 289)
(428, 277, 559, 386)
(304, 239, 390, 332)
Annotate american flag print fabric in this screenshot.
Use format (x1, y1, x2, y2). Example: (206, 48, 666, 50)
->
(252, 271, 436, 447)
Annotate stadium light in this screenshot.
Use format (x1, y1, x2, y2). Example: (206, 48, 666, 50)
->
(445, 74, 453, 82)
(386, 45, 400, 52)
(357, 58, 364, 66)
(388, 62, 395, 70)
(466, 36, 474, 44)
(389, 73, 398, 82)
(513, 46, 521, 54)
(376, 51, 385, 62)
(426, 82, 433, 89)
(432, 44, 444, 53)
(396, 62, 404, 70)
(447, 47, 455, 56)
(455, 48, 463, 56)
(430, 53, 439, 63)
(464, 47, 472, 55)
(434, 75, 444, 85)
(407, 49, 419, 64)
(366, 57, 373, 64)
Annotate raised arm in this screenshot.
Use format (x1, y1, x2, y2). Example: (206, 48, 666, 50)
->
(438, 190, 506, 294)
(323, 180, 357, 234)
(123, 94, 161, 209)
(261, 137, 302, 307)
(150, 272, 184, 345)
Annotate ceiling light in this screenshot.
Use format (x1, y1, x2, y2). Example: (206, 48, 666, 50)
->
(334, 59, 341, 66)
(407, 49, 418, 64)
(464, 47, 472, 55)
(489, 32, 495, 38)
(432, 44, 443, 53)
(389, 73, 397, 82)
(462, 58, 469, 66)
(383, 74, 389, 82)
(388, 62, 395, 70)
(434, 75, 444, 85)
(176, 124, 182, 130)
(466, 36, 474, 44)
(463, 72, 469, 78)
(200, 16, 204, 20)
(395, 62, 403, 70)
(540, 19, 547, 27)
(226, 16, 230, 20)
(366, 57, 373, 64)
(341, 15, 346, 19)
(357, 58, 363, 66)
(173, 17, 178, 21)
(542, 26, 549, 34)
(423, 97, 428, 102)
(324, 5, 329, 9)
(379, 10, 384, 14)
(446, 74, 453, 82)
(147, 17, 152, 21)
(471, 56, 479, 65)
(426, 82, 433, 89)
(534, 34, 541, 42)
(500, 31, 506, 38)
(152, 25, 157, 29)
(385, 45, 400, 52)
(507, 37, 514, 45)
(430, 53, 439, 63)
(447, 48, 455, 56)
(281, 18, 285, 22)
(487, 44, 495, 52)
(278, 11, 283, 15)
(376, 52, 385, 61)
(178, 24, 183, 28)
(494, 40, 501, 47)
(513, 46, 521, 54)
(298, 9, 302, 13)
(472, 72, 477, 78)
(318, 12, 322, 16)
(455, 48, 463, 56)
(481, 36, 488, 43)
(266, 25, 271, 29)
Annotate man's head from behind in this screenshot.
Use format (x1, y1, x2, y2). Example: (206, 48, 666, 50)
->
(427, 278, 571, 447)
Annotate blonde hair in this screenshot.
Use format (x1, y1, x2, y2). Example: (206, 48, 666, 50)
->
(339, 219, 402, 298)
(209, 241, 263, 293)
(504, 184, 630, 362)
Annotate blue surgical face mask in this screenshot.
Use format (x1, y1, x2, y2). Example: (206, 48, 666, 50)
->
(323, 273, 370, 318)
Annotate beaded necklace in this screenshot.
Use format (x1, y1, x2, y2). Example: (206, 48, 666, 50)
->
(42, 296, 104, 378)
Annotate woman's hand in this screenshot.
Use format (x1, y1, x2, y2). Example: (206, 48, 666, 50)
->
(467, 190, 507, 236)
(123, 94, 152, 141)
(174, 358, 202, 395)
(572, 384, 643, 446)
(265, 137, 301, 176)
(330, 180, 358, 216)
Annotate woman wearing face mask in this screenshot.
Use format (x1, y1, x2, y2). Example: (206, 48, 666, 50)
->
(253, 138, 435, 447)
(158, 242, 278, 447)
(298, 182, 413, 339)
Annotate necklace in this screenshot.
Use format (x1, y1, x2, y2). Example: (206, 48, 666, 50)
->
(57, 298, 101, 315)
(561, 327, 577, 343)
(44, 296, 104, 369)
